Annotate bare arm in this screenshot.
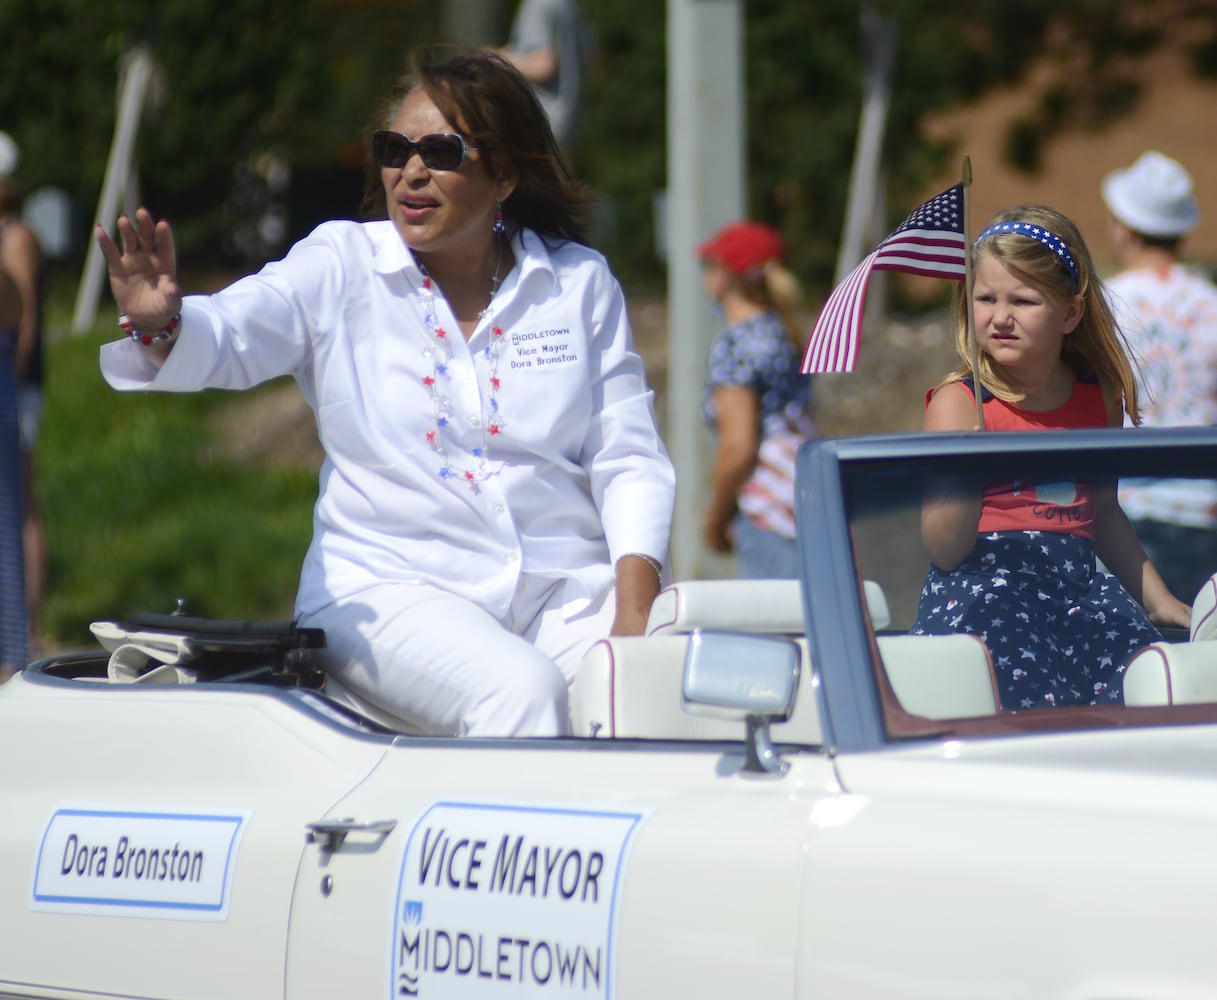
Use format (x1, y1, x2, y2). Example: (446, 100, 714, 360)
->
(1089, 376, 1191, 627)
(1095, 476, 1187, 627)
(920, 383, 984, 570)
(703, 385, 760, 554)
(1091, 483, 1191, 628)
(1, 221, 40, 378)
(610, 555, 662, 636)
(94, 207, 184, 367)
(499, 44, 559, 84)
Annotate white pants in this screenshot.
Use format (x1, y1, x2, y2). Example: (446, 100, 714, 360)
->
(301, 575, 616, 738)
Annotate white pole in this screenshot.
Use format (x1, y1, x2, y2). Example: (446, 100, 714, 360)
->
(72, 47, 154, 335)
(666, 0, 745, 580)
(834, 9, 898, 284)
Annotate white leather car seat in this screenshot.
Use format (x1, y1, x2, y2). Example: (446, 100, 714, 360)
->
(645, 579, 996, 719)
(1122, 640, 1217, 706)
(571, 635, 822, 742)
(877, 634, 1000, 718)
(1190, 572, 1217, 642)
(570, 578, 1001, 739)
(644, 578, 891, 635)
(573, 579, 828, 740)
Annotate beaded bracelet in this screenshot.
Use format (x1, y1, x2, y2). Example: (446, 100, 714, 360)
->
(620, 552, 663, 579)
(119, 313, 181, 346)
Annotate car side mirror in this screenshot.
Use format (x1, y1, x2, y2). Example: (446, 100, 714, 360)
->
(681, 630, 801, 775)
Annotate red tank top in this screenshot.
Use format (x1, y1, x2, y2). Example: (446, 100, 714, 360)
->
(936, 377, 1109, 538)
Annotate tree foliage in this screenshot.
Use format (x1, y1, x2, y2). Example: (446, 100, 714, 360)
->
(578, 0, 1216, 294)
(0, 0, 439, 275)
(0, 0, 1210, 293)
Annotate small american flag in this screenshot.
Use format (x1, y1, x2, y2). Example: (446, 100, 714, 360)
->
(801, 183, 968, 374)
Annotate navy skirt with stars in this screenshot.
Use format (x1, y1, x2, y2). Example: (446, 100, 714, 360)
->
(910, 530, 1161, 710)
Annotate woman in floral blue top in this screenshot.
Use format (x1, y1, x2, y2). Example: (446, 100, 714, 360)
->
(699, 221, 813, 578)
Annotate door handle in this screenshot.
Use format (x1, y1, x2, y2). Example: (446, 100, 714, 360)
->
(305, 817, 397, 853)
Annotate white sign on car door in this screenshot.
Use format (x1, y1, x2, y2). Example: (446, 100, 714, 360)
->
(32, 804, 249, 920)
(392, 801, 645, 999)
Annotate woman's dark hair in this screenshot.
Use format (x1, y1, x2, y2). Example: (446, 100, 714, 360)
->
(1132, 230, 1183, 254)
(360, 47, 592, 245)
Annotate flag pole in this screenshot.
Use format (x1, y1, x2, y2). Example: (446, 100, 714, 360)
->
(962, 155, 985, 430)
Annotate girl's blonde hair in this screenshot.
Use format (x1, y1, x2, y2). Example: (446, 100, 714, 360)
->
(733, 262, 805, 348)
(938, 204, 1142, 423)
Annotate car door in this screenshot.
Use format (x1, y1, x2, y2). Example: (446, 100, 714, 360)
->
(286, 738, 838, 1000)
(0, 680, 390, 1000)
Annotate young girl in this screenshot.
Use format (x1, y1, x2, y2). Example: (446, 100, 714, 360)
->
(911, 205, 1192, 710)
(699, 221, 813, 578)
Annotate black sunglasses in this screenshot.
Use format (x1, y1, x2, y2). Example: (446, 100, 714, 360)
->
(372, 130, 478, 171)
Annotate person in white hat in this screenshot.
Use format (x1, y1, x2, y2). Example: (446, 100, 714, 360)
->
(1102, 150, 1217, 604)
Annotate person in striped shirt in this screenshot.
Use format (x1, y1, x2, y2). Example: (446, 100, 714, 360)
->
(699, 221, 813, 579)
(1102, 151, 1217, 604)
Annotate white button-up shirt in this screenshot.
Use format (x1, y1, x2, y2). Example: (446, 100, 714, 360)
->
(101, 221, 675, 619)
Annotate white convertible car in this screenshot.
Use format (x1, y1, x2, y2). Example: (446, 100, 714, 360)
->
(4, 427, 1217, 999)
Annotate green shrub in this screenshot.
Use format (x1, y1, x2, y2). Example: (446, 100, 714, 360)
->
(38, 326, 317, 647)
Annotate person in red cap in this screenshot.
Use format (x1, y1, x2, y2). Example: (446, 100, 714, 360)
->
(698, 220, 813, 578)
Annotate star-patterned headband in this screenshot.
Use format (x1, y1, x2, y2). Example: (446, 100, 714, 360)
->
(975, 220, 1080, 293)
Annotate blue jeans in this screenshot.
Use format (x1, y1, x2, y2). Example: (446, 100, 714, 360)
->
(732, 514, 800, 580)
(0, 334, 26, 671)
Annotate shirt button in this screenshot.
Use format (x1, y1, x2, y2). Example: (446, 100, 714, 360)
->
(469, 416, 481, 427)
(494, 503, 506, 514)
(508, 549, 520, 562)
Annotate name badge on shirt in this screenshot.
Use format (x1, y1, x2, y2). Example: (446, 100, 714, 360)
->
(508, 326, 581, 372)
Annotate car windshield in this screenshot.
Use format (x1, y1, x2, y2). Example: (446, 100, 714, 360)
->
(836, 429, 1217, 739)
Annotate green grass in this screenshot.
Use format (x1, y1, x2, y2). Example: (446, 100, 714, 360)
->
(37, 323, 318, 647)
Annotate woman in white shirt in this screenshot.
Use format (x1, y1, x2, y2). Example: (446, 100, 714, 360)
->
(95, 48, 675, 737)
